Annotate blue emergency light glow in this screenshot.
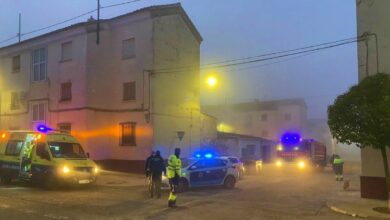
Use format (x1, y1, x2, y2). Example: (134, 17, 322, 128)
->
(281, 133, 301, 146)
(36, 125, 52, 133)
(204, 153, 213, 158)
(195, 154, 202, 158)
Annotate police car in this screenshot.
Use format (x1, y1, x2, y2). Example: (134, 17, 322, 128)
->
(162, 154, 239, 191)
(0, 126, 99, 188)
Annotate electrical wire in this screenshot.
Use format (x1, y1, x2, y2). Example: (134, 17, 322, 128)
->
(155, 38, 362, 74)
(0, 35, 18, 44)
(21, 9, 98, 36)
(101, 0, 145, 9)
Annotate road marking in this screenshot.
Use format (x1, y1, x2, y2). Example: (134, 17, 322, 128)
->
(43, 214, 69, 219)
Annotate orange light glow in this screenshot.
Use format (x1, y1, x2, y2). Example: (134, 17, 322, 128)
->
(1, 133, 6, 139)
(71, 125, 152, 140)
(36, 134, 42, 140)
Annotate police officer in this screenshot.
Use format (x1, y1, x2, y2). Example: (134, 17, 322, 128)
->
(167, 148, 181, 208)
(149, 150, 166, 198)
(333, 155, 344, 181)
(145, 151, 155, 196)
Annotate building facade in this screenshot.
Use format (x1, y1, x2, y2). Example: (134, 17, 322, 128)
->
(203, 99, 308, 141)
(216, 132, 276, 163)
(357, 0, 390, 199)
(0, 4, 216, 172)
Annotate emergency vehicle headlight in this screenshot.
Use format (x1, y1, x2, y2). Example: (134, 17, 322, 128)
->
(94, 167, 99, 174)
(63, 166, 70, 174)
(276, 160, 282, 167)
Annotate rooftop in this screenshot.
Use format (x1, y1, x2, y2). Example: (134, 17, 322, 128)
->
(0, 3, 202, 51)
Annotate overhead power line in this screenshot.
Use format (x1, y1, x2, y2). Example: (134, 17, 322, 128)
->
(155, 38, 363, 74)
(0, 0, 147, 45)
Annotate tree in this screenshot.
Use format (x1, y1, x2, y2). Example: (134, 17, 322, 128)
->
(328, 73, 390, 205)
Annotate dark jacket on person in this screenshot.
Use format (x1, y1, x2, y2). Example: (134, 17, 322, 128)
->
(149, 155, 166, 177)
(145, 155, 153, 176)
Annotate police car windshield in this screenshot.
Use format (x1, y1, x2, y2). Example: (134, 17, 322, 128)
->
(48, 142, 86, 158)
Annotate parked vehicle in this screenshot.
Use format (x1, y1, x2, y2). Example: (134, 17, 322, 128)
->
(275, 133, 327, 170)
(162, 155, 239, 192)
(0, 128, 99, 188)
(219, 156, 246, 179)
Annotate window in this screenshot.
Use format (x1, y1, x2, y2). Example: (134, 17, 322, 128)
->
(36, 143, 50, 159)
(61, 42, 72, 61)
(10, 92, 20, 110)
(120, 122, 136, 146)
(285, 113, 292, 121)
(60, 82, 72, 101)
(261, 114, 268, 122)
(123, 82, 136, 101)
(12, 55, 20, 72)
(194, 159, 226, 169)
(5, 140, 24, 156)
(57, 123, 71, 133)
(32, 48, 47, 81)
(122, 38, 135, 59)
(48, 142, 86, 158)
(32, 103, 45, 122)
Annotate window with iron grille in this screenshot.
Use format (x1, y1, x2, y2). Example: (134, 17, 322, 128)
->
(60, 82, 72, 101)
(10, 92, 20, 110)
(120, 122, 136, 146)
(32, 48, 47, 81)
(12, 55, 20, 73)
(57, 123, 71, 133)
(123, 82, 136, 101)
(122, 38, 135, 59)
(32, 103, 45, 122)
(61, 41, 72, 61)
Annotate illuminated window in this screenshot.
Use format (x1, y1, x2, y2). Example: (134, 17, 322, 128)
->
(57, 123, 71, 133)
(32, 103, 45, 122)
(120, 122, 136, 146)
(60, 82, 72, 101)
(61, 41, 72, 61)
(32, 48, 47, 81)
(10, 92, 20, 110)
(123, 82, 136, 101)
(261, 114, 268, 121)
(285, 113, 292, 121)
(122, 38, 135, 59)
(5, 140, 24, 156)
(12, 55, 20, 73)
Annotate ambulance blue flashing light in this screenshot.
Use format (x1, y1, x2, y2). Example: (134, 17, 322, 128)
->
(36, 125, 53, 133)
(195, 154, 202, 158)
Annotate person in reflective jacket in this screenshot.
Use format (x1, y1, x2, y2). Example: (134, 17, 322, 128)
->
(333, 155, 344, 181)
(167, 148, 181, 207)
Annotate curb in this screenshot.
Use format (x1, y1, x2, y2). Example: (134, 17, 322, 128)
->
(326, 202, 366, 218)
(327, 202, 390, 220)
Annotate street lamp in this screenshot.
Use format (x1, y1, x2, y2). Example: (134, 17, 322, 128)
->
(206, 76, 217, 88)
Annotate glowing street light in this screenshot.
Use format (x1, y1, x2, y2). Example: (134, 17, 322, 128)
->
(206, 76, 217, 87)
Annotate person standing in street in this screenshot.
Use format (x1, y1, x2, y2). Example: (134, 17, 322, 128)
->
(149, 150, 166, 198)
(333, 155, 344, 181)
(145, 151, 155, 195)
(167, 148, 181, 208)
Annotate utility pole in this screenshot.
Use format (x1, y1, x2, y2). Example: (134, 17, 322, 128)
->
(96, 0, 100, 45)
(18, 13, 21, 43)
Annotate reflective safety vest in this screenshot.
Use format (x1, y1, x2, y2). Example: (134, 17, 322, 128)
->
(333, 158, 344, 165)
(167, 155, 181, 179)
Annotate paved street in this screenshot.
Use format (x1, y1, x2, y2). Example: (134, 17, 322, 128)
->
(0, 164, 360, 220)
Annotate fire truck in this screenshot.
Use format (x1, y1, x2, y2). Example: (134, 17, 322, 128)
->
(275, 133, 327, 170)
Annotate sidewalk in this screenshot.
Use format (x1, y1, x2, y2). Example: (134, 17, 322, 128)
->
(327, 190, 390, 219)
